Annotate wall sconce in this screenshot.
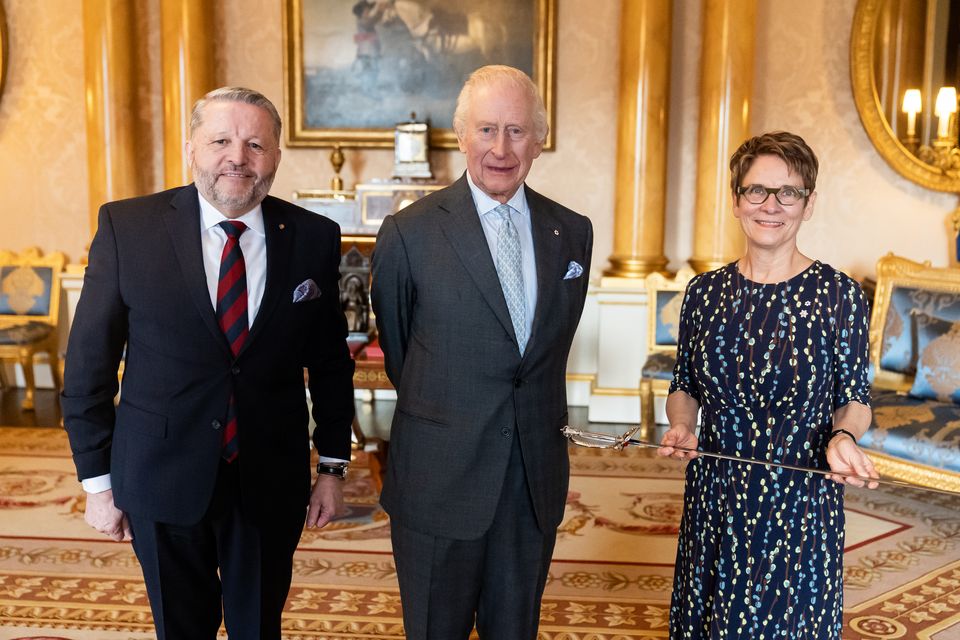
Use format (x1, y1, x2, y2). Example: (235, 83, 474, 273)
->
(915, 85, 960, 174)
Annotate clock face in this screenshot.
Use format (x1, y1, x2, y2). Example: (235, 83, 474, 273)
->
(395, 130, 428, 163)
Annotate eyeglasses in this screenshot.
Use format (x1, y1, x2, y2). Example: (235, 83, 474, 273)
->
(737, 184, 810, 206)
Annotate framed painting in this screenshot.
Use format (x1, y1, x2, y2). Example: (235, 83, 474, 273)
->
(282, 0, 556, 149)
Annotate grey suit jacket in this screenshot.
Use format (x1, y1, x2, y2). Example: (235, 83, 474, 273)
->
(371, 175, 593, 540)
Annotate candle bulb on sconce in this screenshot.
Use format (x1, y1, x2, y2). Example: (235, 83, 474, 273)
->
(901, 89, 922, 151)
(902, 89, 921, 137)
(935, 86, 957, 140)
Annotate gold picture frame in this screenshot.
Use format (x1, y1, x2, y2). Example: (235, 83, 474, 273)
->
(0, 3, 8, 107)
(282, 0, 556, 149)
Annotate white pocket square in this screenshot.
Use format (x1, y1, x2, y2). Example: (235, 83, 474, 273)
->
(563, 261, 583, 280)
(293, 279, 321, 303)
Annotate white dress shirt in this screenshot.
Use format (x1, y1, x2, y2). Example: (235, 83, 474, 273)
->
(466, 172, 538, 342)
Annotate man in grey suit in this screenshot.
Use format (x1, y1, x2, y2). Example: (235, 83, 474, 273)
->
(371, 65, 593, 640)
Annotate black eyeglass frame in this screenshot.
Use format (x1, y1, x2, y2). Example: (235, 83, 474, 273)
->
(736, 184, 811, 206)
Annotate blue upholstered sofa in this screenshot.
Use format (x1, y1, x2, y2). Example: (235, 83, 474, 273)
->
(859, 254, 960, 493)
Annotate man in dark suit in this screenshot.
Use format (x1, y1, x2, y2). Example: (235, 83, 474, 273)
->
(371, 65, 593, 640)
(61, 87, 355, 640)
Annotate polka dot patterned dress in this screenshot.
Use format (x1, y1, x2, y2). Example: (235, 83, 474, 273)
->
(667, 261, 871, 639)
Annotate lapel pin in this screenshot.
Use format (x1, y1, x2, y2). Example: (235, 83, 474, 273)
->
(279, 223, 286, 230)
(553, 229, 559, 236)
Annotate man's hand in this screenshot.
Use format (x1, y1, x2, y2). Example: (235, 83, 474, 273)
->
(85, 489, 132, 541)
(306, 474, 345, 529)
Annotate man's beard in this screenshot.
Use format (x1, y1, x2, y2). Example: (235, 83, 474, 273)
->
(193, 163, 275, 214)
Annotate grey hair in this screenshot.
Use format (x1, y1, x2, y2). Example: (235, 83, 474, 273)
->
(453, 65, 548, 144)
(190, 87, 282, 142)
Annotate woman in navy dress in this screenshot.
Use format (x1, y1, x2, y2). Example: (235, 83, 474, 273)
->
(658, 132, 878, 638)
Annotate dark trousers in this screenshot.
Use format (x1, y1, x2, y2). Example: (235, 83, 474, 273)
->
(128, 461, 304, 640)
(391, 435, 557, 640)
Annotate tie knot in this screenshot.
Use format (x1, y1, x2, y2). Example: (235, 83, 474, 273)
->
(494, 204, 513, 221)
(219, 220, 247, 239)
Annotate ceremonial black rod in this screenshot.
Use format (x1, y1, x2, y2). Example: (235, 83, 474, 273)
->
(561, 426, 960, 498)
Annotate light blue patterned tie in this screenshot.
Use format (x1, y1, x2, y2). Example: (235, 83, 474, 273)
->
(494, 204, 526, 354)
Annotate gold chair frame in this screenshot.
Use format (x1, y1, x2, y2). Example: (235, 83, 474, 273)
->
(640, 268, 695, 434)
(0, 248, 67, 410)
(867, 253, 960, 493)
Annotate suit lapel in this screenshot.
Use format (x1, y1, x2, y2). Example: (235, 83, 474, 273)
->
(438, 176, 517, 341)
(526, 187, 563, 355)
(244, 198, 293, 353)
(164, 185, 232, 356)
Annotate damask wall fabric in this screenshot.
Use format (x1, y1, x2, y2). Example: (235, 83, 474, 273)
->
(909, 312, 960, 404)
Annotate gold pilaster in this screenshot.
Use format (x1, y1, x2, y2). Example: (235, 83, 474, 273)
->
(688, 0, 757, 274)
(161, 0, 215, 188)
(83, 0, 138, 234)
(604, 0, 672, 279)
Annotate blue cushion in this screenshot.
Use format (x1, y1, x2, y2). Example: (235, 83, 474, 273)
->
(862, 389, 960, 472)
(879, 286, 960, 374)
(909, 313, 960, 403)
(0, 321, 53, 345)
(642, 351, 677, 380)
(653, 290, 683, 346)
(0, 266, 54, 316)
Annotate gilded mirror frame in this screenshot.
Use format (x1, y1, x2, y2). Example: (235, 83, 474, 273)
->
(851, 0, 960, 193)
(0, 3, 7, 107)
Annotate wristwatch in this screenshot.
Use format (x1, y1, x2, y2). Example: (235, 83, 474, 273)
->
(316, 461, 348, 480)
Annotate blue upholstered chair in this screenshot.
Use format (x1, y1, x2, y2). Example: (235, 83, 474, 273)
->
(863, 254, 960, 493)
(640, 268, 695, 435)
(0, 248, 66, 410)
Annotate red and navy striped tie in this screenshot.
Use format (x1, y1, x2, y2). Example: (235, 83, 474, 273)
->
(217, 220, 248, 463)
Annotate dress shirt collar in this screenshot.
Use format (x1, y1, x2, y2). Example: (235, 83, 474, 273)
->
(465, 171, 530, 219)
(197, 189, 265, 236)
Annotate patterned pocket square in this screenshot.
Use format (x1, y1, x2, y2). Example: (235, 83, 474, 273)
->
(293, 279, 321, 303)
(563, 261, 584, 280)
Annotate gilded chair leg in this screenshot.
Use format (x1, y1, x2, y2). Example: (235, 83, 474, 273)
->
(49, 350, 62, 393)
(351, 415, 366, 449)
(19, 349, 36, 411)
(639, 379, 654, 441)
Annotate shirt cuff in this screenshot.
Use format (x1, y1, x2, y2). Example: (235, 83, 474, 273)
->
(318, 456, 349, 464)
(81, 473, 112, 494)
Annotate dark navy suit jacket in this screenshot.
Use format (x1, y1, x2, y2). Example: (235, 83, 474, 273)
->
(62, 185, 355, 526)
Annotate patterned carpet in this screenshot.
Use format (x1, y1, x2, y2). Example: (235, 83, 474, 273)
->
(0, 426, 958, 639)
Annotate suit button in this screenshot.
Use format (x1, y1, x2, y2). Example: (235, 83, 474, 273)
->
(514, 378, 523, 388)
(501, 427, 511, 437)
(231, 366, 240, 375)
(211, 419, 222, 430)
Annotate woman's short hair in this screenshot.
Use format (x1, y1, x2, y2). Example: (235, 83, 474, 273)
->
(190, 87, 282, 142)
(453, 65, 549, 144)
(729, 131, 818, 199)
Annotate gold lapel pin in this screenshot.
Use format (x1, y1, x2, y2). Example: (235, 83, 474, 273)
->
(279, 223, 286, 230)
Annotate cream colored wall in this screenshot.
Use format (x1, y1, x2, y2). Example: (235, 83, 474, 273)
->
(0, 0, 88, 263)
(0, 0, 953, 279)
(664, 0, 957, 278)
